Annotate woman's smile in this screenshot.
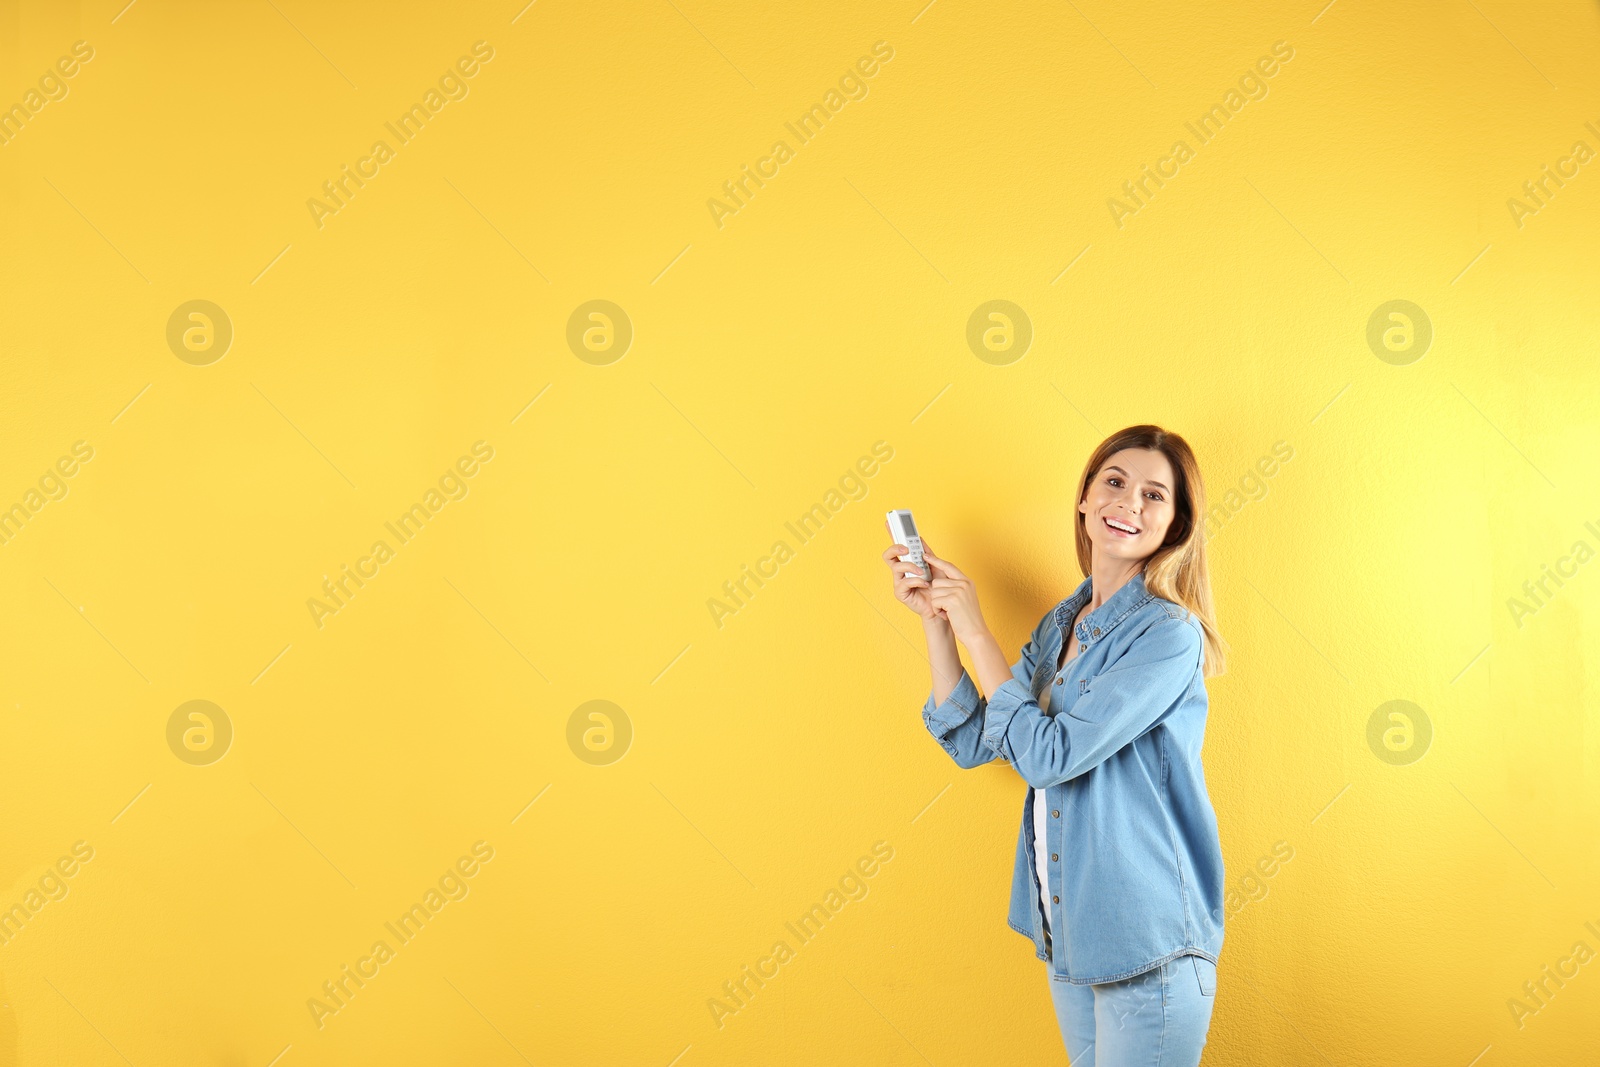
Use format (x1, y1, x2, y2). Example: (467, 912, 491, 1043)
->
(1103, 515, 1141, 537)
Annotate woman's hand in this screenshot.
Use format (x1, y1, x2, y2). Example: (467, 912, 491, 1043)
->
(882, 527, 945, 622)
(924, 548, 991, 646)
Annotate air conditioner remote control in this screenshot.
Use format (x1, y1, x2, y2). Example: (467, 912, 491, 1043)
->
(886, 509, 931, 581)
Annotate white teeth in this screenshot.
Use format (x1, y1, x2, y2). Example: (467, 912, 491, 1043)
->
(1106, 518, 1138, 534)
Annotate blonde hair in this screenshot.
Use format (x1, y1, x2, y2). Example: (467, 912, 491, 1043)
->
(1072, 424, 1227, 677)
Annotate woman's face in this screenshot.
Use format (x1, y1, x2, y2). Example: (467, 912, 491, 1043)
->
(1078, 448, 1179, 564)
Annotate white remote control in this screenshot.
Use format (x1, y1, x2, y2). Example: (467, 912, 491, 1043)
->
(886, 510, 931, 582)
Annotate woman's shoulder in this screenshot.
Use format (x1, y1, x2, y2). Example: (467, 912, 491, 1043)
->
(1147, 594, 1197, 625)
(1133, 596, 1204, 654)
(1028, 583, 1200, 647)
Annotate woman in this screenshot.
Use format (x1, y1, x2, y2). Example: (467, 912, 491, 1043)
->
(883, 424, 1227, 1066)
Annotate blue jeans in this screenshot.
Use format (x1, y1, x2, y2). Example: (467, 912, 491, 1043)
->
(1047, 951, 1217, 1065)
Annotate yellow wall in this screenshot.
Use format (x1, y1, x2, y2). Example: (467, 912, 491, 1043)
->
(1, 0, 1596, 1063)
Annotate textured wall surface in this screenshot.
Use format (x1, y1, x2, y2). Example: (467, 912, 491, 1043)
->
(0, 0, 1596, 1064)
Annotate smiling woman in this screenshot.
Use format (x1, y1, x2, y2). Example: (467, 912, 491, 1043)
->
(885, 423, 1228, 1067)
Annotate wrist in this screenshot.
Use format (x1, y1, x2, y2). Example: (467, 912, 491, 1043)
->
(953, 623, 994, 648)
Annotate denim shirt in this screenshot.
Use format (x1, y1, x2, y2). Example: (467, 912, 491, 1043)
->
(921, 569, 1225, 985)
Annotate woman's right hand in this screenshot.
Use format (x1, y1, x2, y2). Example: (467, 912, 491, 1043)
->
(883, 525, 946, 623)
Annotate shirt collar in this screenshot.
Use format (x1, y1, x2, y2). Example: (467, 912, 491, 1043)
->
(1054, 570, 1155, 645)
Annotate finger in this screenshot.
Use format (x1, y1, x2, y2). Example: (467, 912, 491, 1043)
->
(882, 544, 908, 563)
(928, 555, 966, 580)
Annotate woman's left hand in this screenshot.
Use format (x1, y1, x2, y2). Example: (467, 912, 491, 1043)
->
(923, 549, 990, 645)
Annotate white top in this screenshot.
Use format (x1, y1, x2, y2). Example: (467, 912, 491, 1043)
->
(1032, 684, 1053, 937)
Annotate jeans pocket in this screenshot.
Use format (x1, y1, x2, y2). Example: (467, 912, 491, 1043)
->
(1191, 954, 1217, 997)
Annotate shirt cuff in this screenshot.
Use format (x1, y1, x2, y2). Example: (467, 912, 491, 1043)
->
(981, 677, 1034, 760)
(923, 669, 981, 736)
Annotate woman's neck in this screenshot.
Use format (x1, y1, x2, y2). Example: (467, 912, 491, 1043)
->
(1086, 557, 1145, 612)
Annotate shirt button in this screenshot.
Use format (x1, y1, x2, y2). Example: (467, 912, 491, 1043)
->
(1051, 853, 1059, 861)
(1051, 809, 1060, 818)
(1079, 643, 1086, 652)
(1092, 627, 1100, 636)
(1054, 677, 1063, 685)
(1052, 895, 1060, 903)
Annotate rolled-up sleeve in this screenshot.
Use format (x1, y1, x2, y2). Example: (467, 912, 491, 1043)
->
(923, 612, 1052, 769)
(982, 616, 1202, 788)
(922, 669, 994, 767)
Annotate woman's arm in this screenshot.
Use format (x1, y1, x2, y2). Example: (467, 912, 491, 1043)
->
(921, 612, 999, 768)
(921, 612, 1050, 770)
(955, 626, 1020, 702)
(920, 549, 1055, 769)
(889, 537, 1040, 770)
(922, 546, 1044, 703)
(980, 616, 1203, 789)
(925, 613, 963, 706)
